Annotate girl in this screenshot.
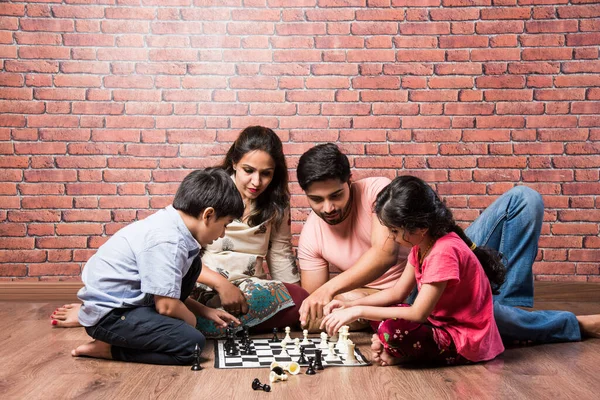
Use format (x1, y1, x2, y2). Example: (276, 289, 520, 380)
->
(321, 175, 506, 366)
(191, 126, 308, 337)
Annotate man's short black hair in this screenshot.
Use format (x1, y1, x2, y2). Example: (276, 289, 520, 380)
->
(173, 168, 244, 220)
(296, 143, 351, 191)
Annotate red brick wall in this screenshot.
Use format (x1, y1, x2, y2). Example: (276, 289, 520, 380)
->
(0, 0, 599, 282)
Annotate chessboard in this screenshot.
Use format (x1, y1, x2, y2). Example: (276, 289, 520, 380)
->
(214, 338, 371, 369)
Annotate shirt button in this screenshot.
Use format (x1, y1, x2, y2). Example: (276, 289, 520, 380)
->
(121, 316, 126, 320)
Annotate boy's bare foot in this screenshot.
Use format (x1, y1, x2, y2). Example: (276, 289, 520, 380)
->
(71, 340, 113, 360)
(577, 314, 600, 338)
(370, 333, 401, 367)
(51, 303, 82, 328)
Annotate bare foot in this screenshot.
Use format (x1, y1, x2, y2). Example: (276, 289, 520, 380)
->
(370, 333, 401, 367)
(51, 303, 82, 328)
(577, 314, 600, 338)
(71, 340, 113, 360)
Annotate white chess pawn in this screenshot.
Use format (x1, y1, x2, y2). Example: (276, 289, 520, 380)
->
(335, 330, 348, 353)
(294, 338, 300, 352)
(345, 340, 357, 364)
(279, 341, 289, 358)
(319, 332, 328, 349)
(301, 329, 310, 346)
(282, 326, 292, 344)
(324, 342, 339, 362)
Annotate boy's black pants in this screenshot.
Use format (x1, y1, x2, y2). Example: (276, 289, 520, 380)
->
(85, 257, 205, 365)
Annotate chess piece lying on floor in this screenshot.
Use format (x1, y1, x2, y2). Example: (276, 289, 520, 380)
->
(270, 361, 300, 375)
(269, 370, 288, 383)
(252, 378, 271, 392)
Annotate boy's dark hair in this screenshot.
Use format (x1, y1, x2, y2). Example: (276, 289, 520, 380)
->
(173, 168, 244, 220)
(220, 126, 289, 228)
(374, 175, 506, 295)
(296, 143, 351, 191)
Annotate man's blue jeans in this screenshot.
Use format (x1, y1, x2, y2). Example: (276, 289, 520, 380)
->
(465, 186, 581, 343)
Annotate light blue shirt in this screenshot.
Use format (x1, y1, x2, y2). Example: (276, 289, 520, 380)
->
(77, 205, 200, 327)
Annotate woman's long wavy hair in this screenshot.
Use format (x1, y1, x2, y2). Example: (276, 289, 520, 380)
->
(374, 175, 506, 294)
(220, 126, 289, 228)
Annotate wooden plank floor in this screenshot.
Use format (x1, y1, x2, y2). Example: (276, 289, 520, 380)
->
(1, 283, 600, 400)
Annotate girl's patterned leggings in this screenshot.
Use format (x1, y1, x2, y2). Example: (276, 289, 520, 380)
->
(371, 304, 469, 366)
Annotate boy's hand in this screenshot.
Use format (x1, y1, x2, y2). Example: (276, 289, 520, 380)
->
(203, 308, 241, 328)
(216, 281, 249, 315)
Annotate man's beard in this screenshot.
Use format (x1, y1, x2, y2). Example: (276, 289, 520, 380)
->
(319, 192, 352, 226)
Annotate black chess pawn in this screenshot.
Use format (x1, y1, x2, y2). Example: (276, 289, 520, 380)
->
(191, 343, 202, 371)
(270, 327, 280, 342)
(297, 345, 308, 364)
(305, 357, 316, 375)
(314, 349, 324, 370)
(252, 378, 271, 392)
(243, 340, 253, 355)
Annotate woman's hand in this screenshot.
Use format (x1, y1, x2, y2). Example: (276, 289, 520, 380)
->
(216, 281, 249, 315)
(320, 306, 362, 337)
(323, 299, 347, 316)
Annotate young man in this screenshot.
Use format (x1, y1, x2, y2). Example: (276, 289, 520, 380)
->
(296, 143, 600, 342)
(71, 168, 243, 365)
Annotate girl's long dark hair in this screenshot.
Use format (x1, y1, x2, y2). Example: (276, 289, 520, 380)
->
(221, 126, 289, 227)
(374, 175, 506, 294)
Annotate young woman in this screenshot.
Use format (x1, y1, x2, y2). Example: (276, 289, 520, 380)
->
(321, 175, 505, 366)
(191, 126, 308, 337)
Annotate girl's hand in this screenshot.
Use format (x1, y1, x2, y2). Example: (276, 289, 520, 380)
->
(320, 306, 361, 337)
(202, 308, 241, 328)
(323, 299, 347, 316)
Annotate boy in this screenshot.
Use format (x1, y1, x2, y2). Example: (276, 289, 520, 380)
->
(71, 168, 243, 365)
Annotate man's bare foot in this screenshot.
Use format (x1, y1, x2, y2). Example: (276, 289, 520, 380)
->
(71, 340, 113, 360)
(370, 333, 401, 366)
(577, 314, 600, 338)
(51, 303, 82, 328)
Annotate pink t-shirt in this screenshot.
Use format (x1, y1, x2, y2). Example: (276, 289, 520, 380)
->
(410, 232, 504, 362)
(298, 177, 408, 290)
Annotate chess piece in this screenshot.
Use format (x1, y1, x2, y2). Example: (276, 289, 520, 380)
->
(319, 332, 328, 349)
(314, 349, 324, 370)
(271, 365, 285, 375)
(301, 329, 310, 346)
(297, 345, 307, 364)
(252, 378, 271, 392)
(241, 340, 253, 355)
(241, 325, 250, 345)
(191, 343, 202, 371)
(294, 338, 300, 352)
(282, 326, 292, 344)
(270, 327, 280, 342)
(269, 370, 288, 383)
(346, 340, 357, 364)
(279, 341, 289, 358)
(325, 342, 339, 362)
(305, 357, 316, 375)
(336, 328, 348, 354)
(271, 361, 300, 375)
